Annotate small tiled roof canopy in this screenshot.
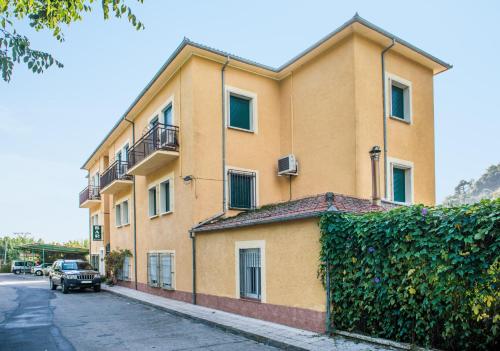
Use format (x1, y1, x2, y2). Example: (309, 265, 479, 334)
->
(193, 192, 399, 233)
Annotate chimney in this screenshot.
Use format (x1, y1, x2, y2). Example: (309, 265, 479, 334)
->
(369, 146, 382, 206)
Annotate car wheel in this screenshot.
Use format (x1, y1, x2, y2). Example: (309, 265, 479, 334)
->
(14, 270, 20, 275)
(35, 270, 43, 276)
(61, 280, 69, 294)
(50, 278, 57, 290)
(93, 285, 101, 292)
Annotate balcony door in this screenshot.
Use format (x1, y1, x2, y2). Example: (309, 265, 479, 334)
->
(116, 143, 129, 177)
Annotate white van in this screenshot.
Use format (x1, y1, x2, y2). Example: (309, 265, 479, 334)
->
(11, 260, 34, 274)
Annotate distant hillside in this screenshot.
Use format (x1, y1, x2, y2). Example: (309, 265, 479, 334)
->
(443, 163, 500, 206)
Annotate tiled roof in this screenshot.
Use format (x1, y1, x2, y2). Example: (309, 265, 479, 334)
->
(193, 193, 399, 233)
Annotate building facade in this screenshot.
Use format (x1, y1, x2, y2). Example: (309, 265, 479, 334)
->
(79, 15, 450, 332)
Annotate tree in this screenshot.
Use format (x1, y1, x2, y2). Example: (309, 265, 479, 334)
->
(443, 163, 500, 205)
(0, 0, 144, 82)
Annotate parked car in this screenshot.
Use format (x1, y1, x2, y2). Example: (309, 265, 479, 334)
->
(31, 263, 53, 276)
(11, 260, 34, 274)
(49, 259, 101, 294)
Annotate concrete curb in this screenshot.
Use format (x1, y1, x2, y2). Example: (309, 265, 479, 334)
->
(333, 331, 437, 351)
(102, 286, 306, 350)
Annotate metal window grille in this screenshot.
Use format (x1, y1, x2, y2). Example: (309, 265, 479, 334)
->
(239, 248, 261, 300)
(118, 256, 131, 281)
(147, 252, 174, 289)
(159, 253, 174, 290)
(229, 170, 256, 210)
(147, 253, 160, 287)
(90, 255, 99, 270)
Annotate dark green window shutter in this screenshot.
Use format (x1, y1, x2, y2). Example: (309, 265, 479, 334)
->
(393, 168, 406, 202)
(230, 95, 251, 130)
(230, 172, 254, 209)
(391, 85, 405, 119)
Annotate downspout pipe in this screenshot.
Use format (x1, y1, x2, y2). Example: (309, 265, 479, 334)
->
(221, 57, 230, 212)
(189, 212, 225, 305)
(191, 58, 230, 305)
(124, 118, 138, 290)
(381, 39, 396, 199)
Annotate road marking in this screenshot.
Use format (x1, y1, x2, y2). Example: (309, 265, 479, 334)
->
(0, 280, 47, 286)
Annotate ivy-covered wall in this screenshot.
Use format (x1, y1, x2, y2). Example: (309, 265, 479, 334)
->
(319, 199, 499, 350)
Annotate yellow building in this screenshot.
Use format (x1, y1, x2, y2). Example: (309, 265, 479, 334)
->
(79, 15, 450, 332)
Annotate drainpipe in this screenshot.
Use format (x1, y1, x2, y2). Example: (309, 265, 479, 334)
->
(381, 39, 396, 199)
(124, 118, 138, 290)
(88, 170, 92, 261)
(190, 58, 230, 305)
(189, 212, 225, 304)
(221, 57, 230, 211)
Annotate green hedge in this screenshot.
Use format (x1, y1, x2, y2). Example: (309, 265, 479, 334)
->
(319, 199, 499, 350)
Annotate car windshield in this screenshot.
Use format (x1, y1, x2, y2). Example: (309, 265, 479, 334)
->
(61, 262, 93, 270)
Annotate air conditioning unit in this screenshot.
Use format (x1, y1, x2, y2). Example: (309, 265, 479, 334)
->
(278, 154, 298, 176)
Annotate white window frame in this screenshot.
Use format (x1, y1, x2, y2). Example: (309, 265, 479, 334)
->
(115, 203, 122, 227)
(159, 178, 174, 215)
(147, 95, 175, 127)
(225, 86, 258, 133)
(387, 157, 414, 204)
(91, 213, 99, 227)
(147, 250, 175, 290)
(148, 186, 158, 218)
(114, 197, 130, 227)
(386, 73, 412, 124)
(235, 240, 266, 302)
(225, 166, 259, 210)
(121, 200, 130, 225)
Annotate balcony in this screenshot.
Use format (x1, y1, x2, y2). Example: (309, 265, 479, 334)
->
(100, 161, 133, 195)
(79, 185, 101, 208)
(127, 123, 179, 176)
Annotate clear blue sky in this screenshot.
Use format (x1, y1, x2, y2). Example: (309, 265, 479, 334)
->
(0, 1, 498, 242)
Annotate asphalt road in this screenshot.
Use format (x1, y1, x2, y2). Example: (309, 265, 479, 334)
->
(0, 273, 279, 351)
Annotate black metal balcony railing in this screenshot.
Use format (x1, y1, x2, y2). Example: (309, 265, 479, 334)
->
(100, 160, 133, 190)
(79, 185, 101, 205)
(128, 123, 179, 170)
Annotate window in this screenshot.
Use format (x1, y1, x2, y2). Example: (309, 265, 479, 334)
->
(159, 253, 174, 289)
(229, 94, 252, 130)
(163, 104, 173, 126)
(90, 255, 99, 270)
(149, 115, 159, 129)
(148, 187, 157, 217)
(227, 87, 257, 132)
(115, 203, 122, 226)
(147, 253, 159, 287)
(390, 161, 413, 204)
(160, 180, 171, 214)
(147, 252, 174, 289)
(239, 248, 261, 300)
(229, 170, 256, 210)
(91, 214, 99, 227)
(388, 74, 412, 122)
(118, 256, 131, 281)
(121, 200, 129, 225)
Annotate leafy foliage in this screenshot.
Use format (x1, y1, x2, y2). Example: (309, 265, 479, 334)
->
(0, 0, 144, 81)
(443, 163, 500, 206)
(104, 248, 132, 285)
(319, 200, 500, 350)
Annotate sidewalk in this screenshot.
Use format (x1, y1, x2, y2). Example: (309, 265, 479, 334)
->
(102, 284, 395, 351)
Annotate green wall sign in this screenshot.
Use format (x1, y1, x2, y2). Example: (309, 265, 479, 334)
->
(92, 225, 102, 241)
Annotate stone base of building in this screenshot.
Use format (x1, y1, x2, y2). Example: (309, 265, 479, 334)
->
(116, 280, 192, 303)
(197, 293, 326, 333)
(115, 281, 325, 333)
